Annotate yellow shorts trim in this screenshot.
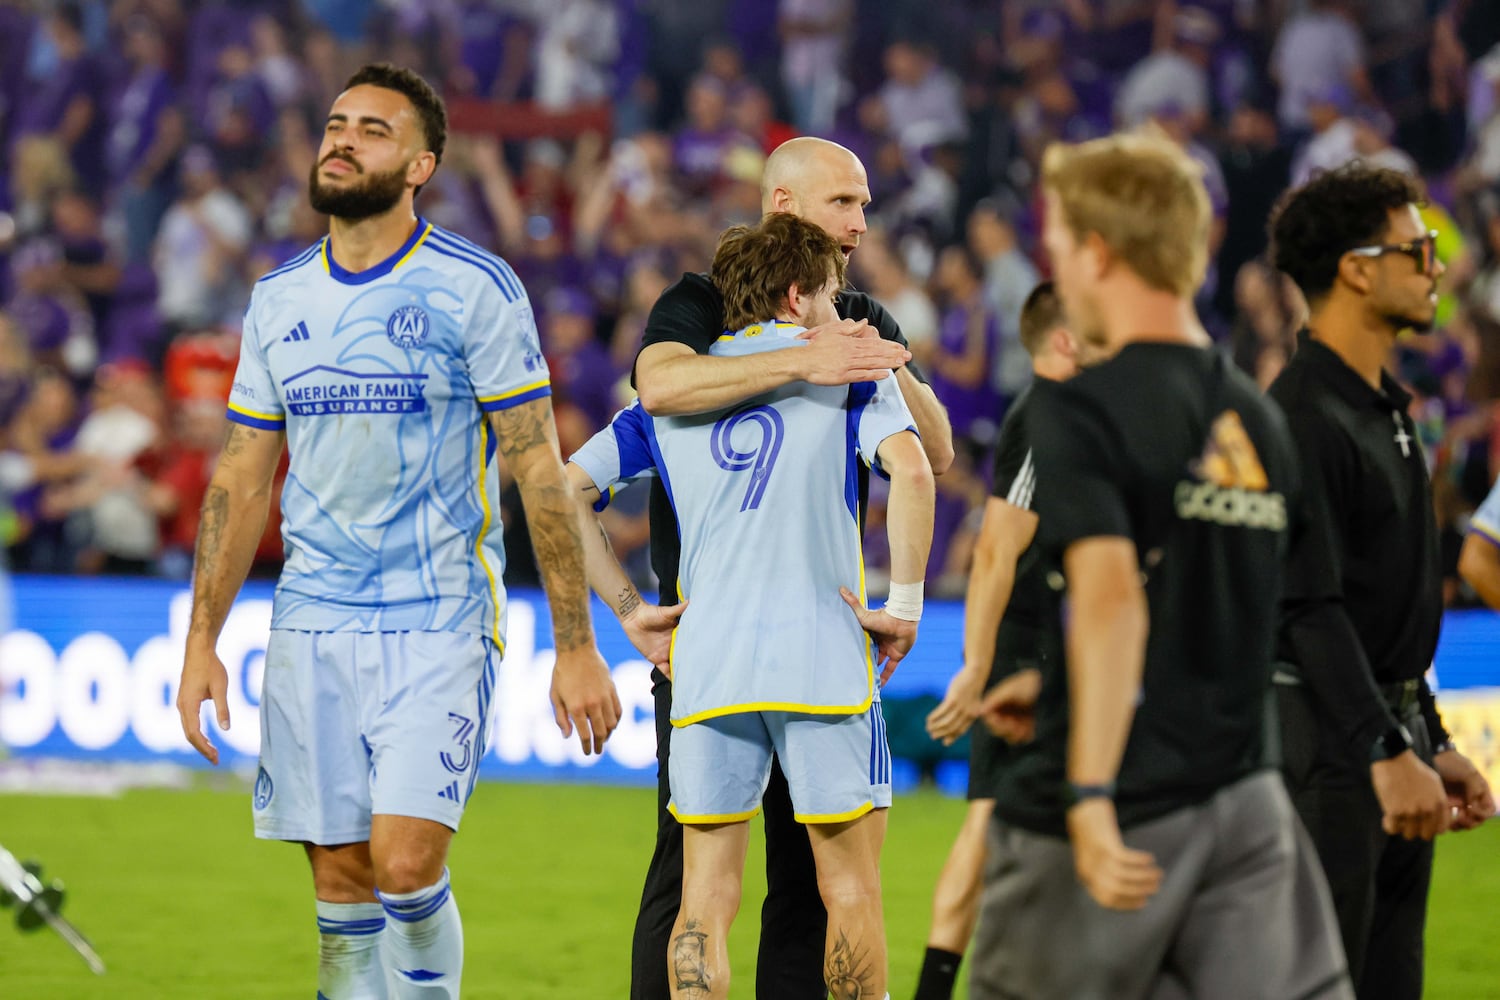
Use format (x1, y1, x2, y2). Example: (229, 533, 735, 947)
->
(795, 801, 880, 825)
(668, 803, 762, 825)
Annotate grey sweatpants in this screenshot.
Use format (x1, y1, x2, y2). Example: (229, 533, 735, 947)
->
(969, 771, 1354, 1000)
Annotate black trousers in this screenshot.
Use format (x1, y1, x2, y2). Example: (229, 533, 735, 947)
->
(1277, 683, 1434, 1000)
(629, 668, 828, 1000)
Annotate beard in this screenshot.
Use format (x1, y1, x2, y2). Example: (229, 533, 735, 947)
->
(307, 156, 409, 220)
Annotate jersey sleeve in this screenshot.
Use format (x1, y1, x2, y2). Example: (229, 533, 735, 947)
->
(1470, 477, 1500, 548)
(839, 290, 930, 385)
(637, 275, 722, 353)
(568, 401, 659, 511)
(990, 395, 1033, 508)
(851, 375, 918, 478)
(226, 304, 285, 430)
(464, 275, 553, 412)
(1029, 382, 1131, 547)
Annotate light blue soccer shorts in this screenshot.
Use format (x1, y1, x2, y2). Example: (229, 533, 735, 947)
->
(253, 629, 496, 845)
(668, 699, 893, 825)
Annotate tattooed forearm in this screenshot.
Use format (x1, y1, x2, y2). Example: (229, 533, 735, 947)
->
(189, 486, 230, 636)
(671, 920, 711, 996)
(618, 587, 642, 620)
(825, 930, 875, 1000)
(493, 401, 595, 650)
(187, 425, 282, 644)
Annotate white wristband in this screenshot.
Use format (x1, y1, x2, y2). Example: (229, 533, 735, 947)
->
(883, 581, 924, 622)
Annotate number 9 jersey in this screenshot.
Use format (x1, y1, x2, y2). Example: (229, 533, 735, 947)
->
(569, 319, 917, 725)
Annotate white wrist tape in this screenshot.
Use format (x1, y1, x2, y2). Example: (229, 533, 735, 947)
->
(883, 581, 924, 622)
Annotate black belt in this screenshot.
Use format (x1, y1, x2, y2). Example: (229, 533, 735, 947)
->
(1272, 666, 1421, 716)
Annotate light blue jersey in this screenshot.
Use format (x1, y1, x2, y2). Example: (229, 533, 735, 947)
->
(1472, 476, 1500, 550)
(226, 220, 549, 647)
(570, 319, 917, 725)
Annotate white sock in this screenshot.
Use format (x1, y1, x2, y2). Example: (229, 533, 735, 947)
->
(376, 868, 463, 998)
(315, 900, 388, 1000)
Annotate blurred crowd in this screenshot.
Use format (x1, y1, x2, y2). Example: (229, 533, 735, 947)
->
(4, 0, 1500, 603)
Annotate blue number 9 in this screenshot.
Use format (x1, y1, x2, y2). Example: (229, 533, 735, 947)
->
(711, 404, 785, 511)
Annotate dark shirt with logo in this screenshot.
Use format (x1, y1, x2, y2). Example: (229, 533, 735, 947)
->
(1268, 332, 1448, 760)
(994, 342, 1300, 836)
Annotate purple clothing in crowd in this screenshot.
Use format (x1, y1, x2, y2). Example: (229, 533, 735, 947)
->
(929, 303, 1001, 444)
(109, 66, 177, 184)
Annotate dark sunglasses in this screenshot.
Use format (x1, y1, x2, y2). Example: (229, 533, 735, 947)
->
(1347, 230, 1439, 274)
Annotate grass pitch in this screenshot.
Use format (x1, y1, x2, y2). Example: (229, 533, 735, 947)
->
(1, 780, 1496, 998)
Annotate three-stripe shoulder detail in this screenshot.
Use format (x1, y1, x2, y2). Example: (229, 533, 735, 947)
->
(255, 241, 324, 286)
(424, 229, 523, 302)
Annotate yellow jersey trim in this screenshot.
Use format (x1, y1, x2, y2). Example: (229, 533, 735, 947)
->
(391, 222, 433, 271)
(226, 402, 285, 423)
(478, 378, 552, 404)
(474, 421, 506, 654)
(795, 801, 877, 825)
(668, 803, 762, 824)
(670, 693, 876, 728)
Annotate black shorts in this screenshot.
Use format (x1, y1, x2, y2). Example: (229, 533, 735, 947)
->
(968, 623, 1049, 801)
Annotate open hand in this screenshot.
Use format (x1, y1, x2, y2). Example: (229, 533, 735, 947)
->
(839, 587, 917, 684)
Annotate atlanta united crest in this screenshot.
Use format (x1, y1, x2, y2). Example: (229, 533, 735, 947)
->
(387, 305, 430, 348)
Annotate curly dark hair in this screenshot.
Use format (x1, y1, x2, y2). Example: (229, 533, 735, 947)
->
(1267, 163, 1424, 303)
(343, 63, 447, 166)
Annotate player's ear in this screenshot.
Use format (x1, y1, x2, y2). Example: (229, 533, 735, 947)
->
(1082, 231, 1111, 282)
(785, 281, 806, 317)
(408, 151, 438, 190)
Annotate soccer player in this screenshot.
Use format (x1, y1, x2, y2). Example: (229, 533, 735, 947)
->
(912, 281, 1080, 1000)
(175, 64, 619, 1000)
(629, 136, 954, 1000)
(574, 212, 934, 999)
(968, 132, 1351, 1000)
(1268, 164, 1494, 999)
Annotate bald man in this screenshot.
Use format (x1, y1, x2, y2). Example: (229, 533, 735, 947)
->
(627, 137, 954, 1000)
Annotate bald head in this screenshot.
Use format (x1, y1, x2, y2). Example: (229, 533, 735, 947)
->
(761, 137, 871, 257)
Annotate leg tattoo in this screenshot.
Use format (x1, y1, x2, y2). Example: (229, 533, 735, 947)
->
(826, 929, 876, 1000)
(672, 919, 712, 995)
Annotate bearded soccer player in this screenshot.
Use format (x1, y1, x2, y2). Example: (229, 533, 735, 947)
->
(176, 64, 619, 999)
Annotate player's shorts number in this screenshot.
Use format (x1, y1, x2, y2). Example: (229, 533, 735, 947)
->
(711, 404, 785, 511)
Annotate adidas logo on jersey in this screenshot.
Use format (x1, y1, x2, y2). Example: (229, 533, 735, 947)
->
(437, 781, 461, 803)
(282, 321, 310, 343)
(1174, 410, 1286, 531)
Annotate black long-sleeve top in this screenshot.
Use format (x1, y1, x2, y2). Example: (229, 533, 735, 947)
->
(1268, 332, 1450, 762)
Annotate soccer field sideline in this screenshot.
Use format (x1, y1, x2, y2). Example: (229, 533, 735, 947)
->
(1, 781, 1496, 998)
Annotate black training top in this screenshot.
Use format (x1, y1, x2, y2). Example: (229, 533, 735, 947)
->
(634, 271, 926, 596)
(987, 379, 1054, 635)
(994, 343, 1300, 836)
(1268, 332, 1448, 759)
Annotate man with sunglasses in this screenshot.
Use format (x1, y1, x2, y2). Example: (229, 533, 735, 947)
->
(1267, 163, 1493, 1000)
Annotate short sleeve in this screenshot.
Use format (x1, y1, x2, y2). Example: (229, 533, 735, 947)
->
(465, 277, 552, 412)
(1470, 477, 1500, 548)
(851, 376, 918, 477)
(840, 290, 930, 385)
(638, 275, 722, 357)
(226, 306, 285, 430)
(990, 394, 1032, 507)
(569, 401, 659, 511)
(1029, 382, 1131, 548)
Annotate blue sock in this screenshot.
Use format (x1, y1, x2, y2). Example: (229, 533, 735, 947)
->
(315, 900, 387, 999)
(376, 868, 463, 998)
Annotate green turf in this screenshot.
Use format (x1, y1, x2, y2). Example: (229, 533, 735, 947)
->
(1, 781, 1496, 998)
